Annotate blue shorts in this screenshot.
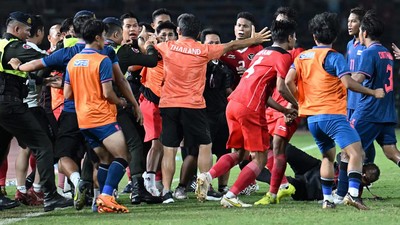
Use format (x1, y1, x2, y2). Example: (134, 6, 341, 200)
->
(308, 115, 361, 153)
(352, 118, 397, 153)
(80, 122, 121, 149)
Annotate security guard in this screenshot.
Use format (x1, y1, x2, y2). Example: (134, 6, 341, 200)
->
(0, 11, 72, 211)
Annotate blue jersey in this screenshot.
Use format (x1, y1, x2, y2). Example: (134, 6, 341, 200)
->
(346, 38, 366, 110)
(352, 43, 397, 123)
(42, 42, 118, 112)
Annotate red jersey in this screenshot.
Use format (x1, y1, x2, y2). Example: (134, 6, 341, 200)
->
(229, 46, 292, 112)
(221, 44, 263, 89)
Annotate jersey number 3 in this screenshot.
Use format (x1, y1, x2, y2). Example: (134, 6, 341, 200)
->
(385, 64, 393, 93)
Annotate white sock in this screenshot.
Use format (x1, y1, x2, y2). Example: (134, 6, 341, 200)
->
(69, 172, 81, 188)
(348, 187, 359, 197)
(17, 186, 27, 194)
(162, 189, 170, 196)
(225, 191, 236, 199)
(279, 183, 289, 189)
(147, 172, 156, 186)
(205, 172, 212, 182)
(32, 183, 41, 193)
(93, 188, 100, 199)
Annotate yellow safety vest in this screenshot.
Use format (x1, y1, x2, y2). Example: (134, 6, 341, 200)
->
(0, 38, 28, 78)
(63, 37, 79, 48)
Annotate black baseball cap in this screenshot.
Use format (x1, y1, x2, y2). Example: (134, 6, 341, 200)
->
(73, 10, 96, 19)
(6, 11, 32, 26)
(103, 17, 122, 28)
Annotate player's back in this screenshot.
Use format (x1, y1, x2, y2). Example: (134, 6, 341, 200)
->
(346, 39, 366, 111)
(229, 47, 290, 112)
(354, 43, 396, 123)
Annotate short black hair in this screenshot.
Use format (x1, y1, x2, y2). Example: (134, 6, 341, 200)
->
(152, 8, 172, 22)
(308, 12, 339, 44)
(60, 17, 73, 33)
(73, 15, 94, 37)
(273, 7, 297, 20)
(200, 28, 220, 44)
(156, 21, 177, 35)
(360, 10, 384, 41)
(139, 22, 155, 33)
(81, 19, 106, 44)
(120, 12, 139, 23)
(237, 12, 256, 26)
(271, 19, 296, 43)
(30, 15, 44, 37)
(363, 163, 380, 184)
(104, 23, 122, 38)
(350, 7, 366, 21)
(177, 13, 201, 39)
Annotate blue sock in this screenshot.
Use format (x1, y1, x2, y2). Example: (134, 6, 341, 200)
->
(336, 161, 348, 197)
(348, 171, 362, 197)
(321, 177, 334, 202)
(102, 158, 128, 196)
(98, 164, 110, 193)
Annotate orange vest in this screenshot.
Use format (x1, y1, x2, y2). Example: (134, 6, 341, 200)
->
(67, 52, 117, 128)
(50, 71, 64, 110)
(294, 48, 347, 117)
(140, 60, 164, 97)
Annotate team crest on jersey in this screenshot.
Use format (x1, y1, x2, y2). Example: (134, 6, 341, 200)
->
(248, 53, 255, 60)
(299, 52, 315, 59)
(226, 54, 236, 59)
(22, 44, 31, 49)
(357, 50, 363, 55)
(74, 59, 89, 67)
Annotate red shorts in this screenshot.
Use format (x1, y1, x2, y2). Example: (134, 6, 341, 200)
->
(226, 100, 269, 152)
(266, 111, 299, 140)
(53, 104, 64, 121)
(139, 95, 162, 142)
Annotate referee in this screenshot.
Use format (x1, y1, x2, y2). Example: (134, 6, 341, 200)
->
(0, 11, 72, 211)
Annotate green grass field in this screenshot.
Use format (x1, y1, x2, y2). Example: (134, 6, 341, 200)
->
(2, 130, 400, 225)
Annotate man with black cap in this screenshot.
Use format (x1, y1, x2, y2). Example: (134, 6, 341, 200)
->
(0, 11, 73, 211)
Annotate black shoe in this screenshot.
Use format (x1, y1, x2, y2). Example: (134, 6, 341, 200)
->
(130, 177, 141, 204)
(162, 191, 174, 204)
(206, 187, 223, 201)
(123, 182, 133, 194)
(44, 191, 74, 212)
(186, 175, 197, 193)
(0, 195, 20, 209)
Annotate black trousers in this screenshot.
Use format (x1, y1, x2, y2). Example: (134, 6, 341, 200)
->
(0, 102, 55, 194)
(117, 107, 146, 177)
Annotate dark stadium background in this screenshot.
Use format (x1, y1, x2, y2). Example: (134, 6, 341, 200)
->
(0, 0, 398, 124)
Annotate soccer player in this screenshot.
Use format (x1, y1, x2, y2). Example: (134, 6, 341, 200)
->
(285, 12, 384, 210)
(196, 19, 297, 207)
(151, 8, 172, 30)
(335, 7, 368, 204)
(220, 12, 263, 89)
(153, 13, 271, 203)
(349, 10, 400, 202)
(140, 21, 177, 197)
(64, 19, 129, 213)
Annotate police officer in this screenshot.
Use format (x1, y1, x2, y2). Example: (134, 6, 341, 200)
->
(0, 11, 73, 211)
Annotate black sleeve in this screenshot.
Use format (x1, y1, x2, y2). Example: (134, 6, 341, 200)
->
(2, 41, 46, 70)
(221, 63, 235, 89)
(117, 45, 159, 72)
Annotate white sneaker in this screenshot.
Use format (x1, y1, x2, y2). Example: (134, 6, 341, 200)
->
(220, 195, 252, 208)
(173, 186, 188, 200)
(195, 173, 210, 202)
(333, 193, 344, 204)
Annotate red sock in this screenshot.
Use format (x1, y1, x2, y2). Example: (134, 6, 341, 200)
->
(266, 148, 274, 170)
(230, 161, 261, 195)
(29, 153, 36, 172)
(126, 167, 131, 181)
(0, 159, 8, 186)
(269, 154, 287, 194)
(209, 153, 239, 179)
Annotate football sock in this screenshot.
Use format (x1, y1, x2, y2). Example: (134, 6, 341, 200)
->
(97, 163, 110, 193)
(209, 153, 239, 179)
(336, 161, 349, 197)
(270, 154, 287, 194)
(103, 158, 128, 196)
(230, 161, 261, 196)
(70, 171, 81, 189)
(348, 171, 362, 197)
(321, 177, 334, 202)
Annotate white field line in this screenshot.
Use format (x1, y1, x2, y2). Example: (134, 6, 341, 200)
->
(0, 212, 45, 225)
(301, 144, 318, 151)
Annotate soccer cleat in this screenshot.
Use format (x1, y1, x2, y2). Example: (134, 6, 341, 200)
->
(27, 187, 44, 205)
(220, 195, 252, 208)
(15, 190, 28, 205)
(332, 193, 345, 204)
(195, 173, 210, 202)
(96, 194, 129, 213)
(122, 182, 133, 194)
(97, 205, 118, 213)
(239, 182, 259, 195)
(218, 186, 229, 195)
(344, 193, 369, 210)
(162, 191, 174, 204)
(74, 179, 90, 210)
(186, 175, 197, 193)
(173, 186, 188, 200)
(206, 186, 222, 201)
(322, 200, 336, 209)
(254, 192, 277, 205)
(277, 184, 296, 202)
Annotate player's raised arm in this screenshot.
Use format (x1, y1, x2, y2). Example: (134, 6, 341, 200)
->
(222, 26, 271, 54)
